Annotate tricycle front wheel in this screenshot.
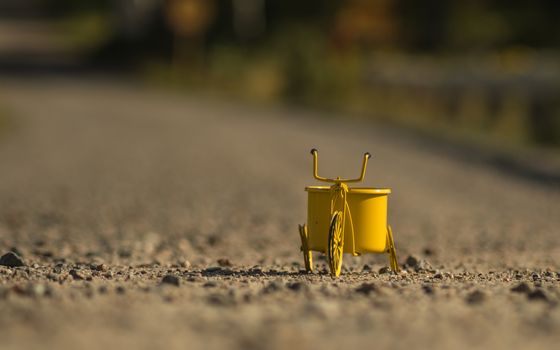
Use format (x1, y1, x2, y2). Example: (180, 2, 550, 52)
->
(328, 211, 344, 277)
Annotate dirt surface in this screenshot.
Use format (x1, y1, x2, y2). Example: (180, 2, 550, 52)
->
(0, 77, 559, 350)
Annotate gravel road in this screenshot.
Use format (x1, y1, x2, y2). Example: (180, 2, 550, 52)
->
(0, 77, 559, 350)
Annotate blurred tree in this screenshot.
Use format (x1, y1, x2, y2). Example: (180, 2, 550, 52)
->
(165, 0, 216, 65)
(331, 0, 397, 51)
(232, 0, 266, 42)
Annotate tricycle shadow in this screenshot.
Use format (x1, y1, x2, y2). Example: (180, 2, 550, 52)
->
(187, 267, 333, 279)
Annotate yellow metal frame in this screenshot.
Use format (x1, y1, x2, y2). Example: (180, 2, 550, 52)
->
(299, 148, 400, 277)
(311, 148, 370, 183)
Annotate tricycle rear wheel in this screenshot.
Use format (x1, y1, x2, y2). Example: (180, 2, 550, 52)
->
(386, 225, 400, 273)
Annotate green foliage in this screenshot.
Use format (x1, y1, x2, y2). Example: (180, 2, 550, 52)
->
(53, 11, 112, 53)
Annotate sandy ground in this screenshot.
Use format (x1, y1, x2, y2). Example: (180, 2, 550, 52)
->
(0, 77, 559, 350)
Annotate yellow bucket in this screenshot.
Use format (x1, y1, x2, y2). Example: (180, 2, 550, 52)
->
(305, 186, 391, 255)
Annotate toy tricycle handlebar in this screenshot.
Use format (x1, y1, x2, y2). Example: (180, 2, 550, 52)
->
(310, 148, 371, 183)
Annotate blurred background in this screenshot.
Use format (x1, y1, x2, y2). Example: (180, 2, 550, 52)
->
(1, 5, 560, 349)
(0, 0, 559, 148)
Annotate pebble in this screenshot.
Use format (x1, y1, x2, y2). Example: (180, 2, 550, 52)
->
(378, 267, 391, 274)
(92, 264, 107, 272)
(355, 283, 378, 296)
(286, 281, 308, 292)
(69, 269, 84, 280)
(161, 274, 180, 286)
(405, 255, 419, 268)
(10, 283, 51, 298)
(203, 281, 217, 288)
(466, 290, 485, 305)
(249, 267, 262, 274)
(186, 276, 204, 282)
(204, 266, 223, 274)
(510, 282, 531, 294)
(527, 289, 548, 302)
(217, 259, 232, 267)
(207, 293, 234, 306)
(404, 255, 432, 271)
(29, 284, 50, 297)
(422, 248, 434, 256)
(0, 251, 25, 267)
(262, 280, 282, 294)
(422, 285, 435, 295)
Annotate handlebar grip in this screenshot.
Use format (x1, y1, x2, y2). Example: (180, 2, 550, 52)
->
(365, 152, 371, 159)
(310, 148, 318, 155)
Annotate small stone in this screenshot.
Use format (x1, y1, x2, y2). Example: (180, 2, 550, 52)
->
(0, 251, 25, 267)
(416, 260, 432, 271)
(29, 284, 50, 297)
(405, 255, 419, 268)
(433, 273, 443, 279)
(362, 264, 372, 272)
(286, 281, 308, 292)
(249, 267, 262, 274)
(217, 258, 232, 267)
(203, 266, 223, 274)
(422, 248, 434, 256)
(9, 247, 24, 257)
(161, 274, 180, 286)
(11, 283, 51, 298)
(92, 264, 107, 272)
(422, 284, 435, 295)
(207, 293, 234, 306)
(262, 280, 282, 294)
(117, 249, 132, 258)
(11, 285, 27, 296)
(378, 266, 391, 274)
(203, 281, 217, 288)
(69, 269, 84, 280)
(186, 276, 204, 282)
(527, 289, 548, 302)
(510, 282, 531, 294)
(466, 290, 485, 304)
(355, 283, 378, 296)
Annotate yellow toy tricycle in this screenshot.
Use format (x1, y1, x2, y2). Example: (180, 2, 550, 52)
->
(298, 149, 400, 277)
